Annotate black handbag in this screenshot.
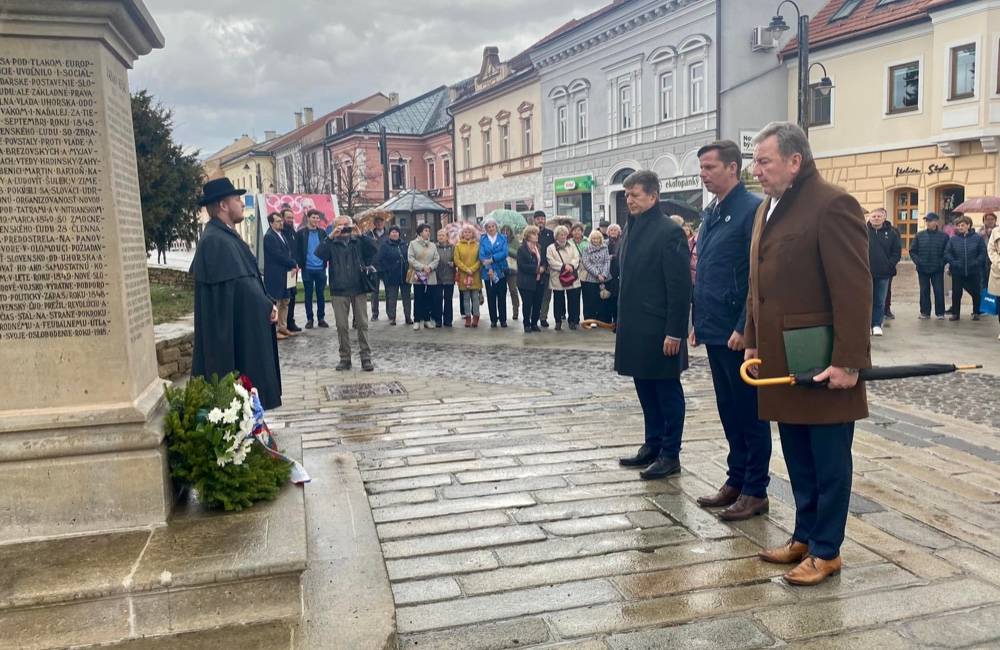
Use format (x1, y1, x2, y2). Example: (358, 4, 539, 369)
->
(361, 265, 378, 292)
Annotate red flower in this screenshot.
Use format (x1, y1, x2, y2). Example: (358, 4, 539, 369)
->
(238, 374, 254, 391)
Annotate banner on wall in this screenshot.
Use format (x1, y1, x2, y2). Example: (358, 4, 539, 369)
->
(261, 193, 340, 229)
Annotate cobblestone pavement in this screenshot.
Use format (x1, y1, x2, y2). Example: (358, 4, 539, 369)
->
(271, 309, 1000, 650)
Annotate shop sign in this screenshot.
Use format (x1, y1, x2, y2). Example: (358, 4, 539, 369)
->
(554, 174, 594, 194)
(739, 130, 758, 157)
(895, 163, 951, 176)
(660, 175, 703, 192)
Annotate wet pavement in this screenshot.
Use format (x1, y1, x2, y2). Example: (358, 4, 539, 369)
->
(272, 283, 1000, 649)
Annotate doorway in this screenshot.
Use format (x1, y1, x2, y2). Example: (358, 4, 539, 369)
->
(893, 187, 918, 253)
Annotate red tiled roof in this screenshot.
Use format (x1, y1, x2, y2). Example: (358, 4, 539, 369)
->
(266, 92, 390, 151)
(780, 0, 965, 58)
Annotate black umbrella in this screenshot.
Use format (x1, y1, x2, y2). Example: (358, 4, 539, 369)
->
(740, 360, 982, 388)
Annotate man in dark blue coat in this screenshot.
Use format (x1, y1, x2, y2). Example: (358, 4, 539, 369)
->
(909, 212, 949, 319)
(945, 215, 987, 320)
(190, 178, 282, 409)
(263, 211, 299, 339)
(689, 141, 772, 520)
(615, 170, 692, 480)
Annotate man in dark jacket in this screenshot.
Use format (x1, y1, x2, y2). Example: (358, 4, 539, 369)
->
(264, 211, 298, 339)
(945, 215, 987, 320)
(909, 212, 949, 319)
(534, 210, 556, 327)
(294, 209, 329, 329)
(280, 208, 301, 332)
(315, 216, 378, 370)
(190, 178, 281, 409)
(690, 141, 772, 521)
(867, 208, 901, 336)
(376, 226, 412, 325)
(364, 215, 389, 320)
(615, 170, 692, 480)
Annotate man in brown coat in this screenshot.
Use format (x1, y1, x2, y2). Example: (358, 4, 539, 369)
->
(744, 122, 872, 586)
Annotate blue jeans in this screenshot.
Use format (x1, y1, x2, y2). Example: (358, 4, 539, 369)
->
(302, 268, 326, 322)
(871, 277, 890, 327)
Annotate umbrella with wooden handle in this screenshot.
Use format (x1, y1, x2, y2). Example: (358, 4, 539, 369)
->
(740, 359, 983, 388)
(580, 319, 615, 331)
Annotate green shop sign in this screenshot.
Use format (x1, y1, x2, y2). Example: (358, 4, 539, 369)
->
(554, 175, 594, 194)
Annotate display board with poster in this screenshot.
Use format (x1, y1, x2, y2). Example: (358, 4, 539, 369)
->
(249, 194, 341, 269)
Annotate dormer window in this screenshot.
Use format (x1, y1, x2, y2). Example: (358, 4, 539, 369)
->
(830, 0, 863, 22)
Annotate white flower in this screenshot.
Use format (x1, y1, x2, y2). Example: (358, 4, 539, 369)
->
(207, 408, 224, 424)
(234, 383, 249, 399)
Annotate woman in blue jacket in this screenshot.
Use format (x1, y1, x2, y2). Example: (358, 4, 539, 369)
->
(479, 218, 509, 327)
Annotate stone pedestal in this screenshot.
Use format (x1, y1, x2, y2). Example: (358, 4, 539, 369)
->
(0, 1, 167, 542)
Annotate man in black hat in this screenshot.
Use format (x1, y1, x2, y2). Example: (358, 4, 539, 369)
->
(909, 212, 949, 319)
(189, 178, 282, 409)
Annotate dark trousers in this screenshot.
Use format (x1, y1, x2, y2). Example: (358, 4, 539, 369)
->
(951, 272, 981, 316)
(518, 282, 545, 327)
(385, 283, 411, 322)
(581, 282, 603, 320)
(370, 274, 383, 317)
(918, 271, 945, 316)
(432, 284, 454, 326)
(302, 268, 327, 322)
(706, 345, 771, 497)
(778, 422, 854, 560)
(287, 286, 298, 327)
(413, 284, 433, 322)
(884, 277, 893, 313)
(871, 277, 890, 327)
(633, 377, 685, 459)
(485, 279, 508, 324)
(553, 287, 581, 324)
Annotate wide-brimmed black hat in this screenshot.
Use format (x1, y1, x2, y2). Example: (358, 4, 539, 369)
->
(198, 178, 246, 206)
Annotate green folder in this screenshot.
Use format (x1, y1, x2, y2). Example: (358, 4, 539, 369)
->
(782, 325, 834, 374)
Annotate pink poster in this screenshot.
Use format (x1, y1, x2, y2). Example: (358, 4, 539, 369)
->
(262, 194, 340, 230)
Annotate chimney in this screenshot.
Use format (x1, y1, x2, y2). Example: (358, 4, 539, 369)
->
(264, 130, 277, 140)
(388, 92, 399, 106)
(304, 107, 314, 124)
(294, 112, 303, 128)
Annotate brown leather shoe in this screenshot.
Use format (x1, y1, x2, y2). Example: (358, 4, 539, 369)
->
(784, 555, 842, 586)
(276, 332, 288, 340)
(759, 538, 809, 564)
(719, 495, 769, 521)
(697, 484, 740, 508)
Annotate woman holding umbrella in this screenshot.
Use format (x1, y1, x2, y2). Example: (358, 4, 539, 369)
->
(479, 218, 509, 328)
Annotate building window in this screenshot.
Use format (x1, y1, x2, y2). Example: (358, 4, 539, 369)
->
(499, 123, 510, 160)
(557, 105, 568, 145)
(482, 129, 492, 165)
(390, 161, 406, 190)
(830, 0, 863, 21)
(689, 62, 705, 114)
(283, 157, 294, 191)
(619, 84, 633, 131)
(658, 72, 674, 121)
(521, 117, 532, 155)
(427, 159, 436, 189)
(888, 61, 919, 114)
(807, 83, 832, 127)
(575, 99, 588, 142)
(462, 136, 471, 169)
(950, 43, 975, 100)
(443, 157, 451, 186)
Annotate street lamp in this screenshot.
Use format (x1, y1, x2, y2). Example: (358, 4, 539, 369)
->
(767, 0, 812, 135)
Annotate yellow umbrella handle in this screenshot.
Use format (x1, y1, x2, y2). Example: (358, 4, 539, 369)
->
(739, 358, 796, 387)
(580, 319, 615, 331)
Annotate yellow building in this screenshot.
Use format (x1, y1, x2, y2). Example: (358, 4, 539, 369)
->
(451, 47, 543, 221)
(783, 0, 999, 251)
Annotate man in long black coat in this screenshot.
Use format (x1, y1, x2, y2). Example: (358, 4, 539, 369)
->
(190, 178, 282, 409)
(615, 170, 692, 479)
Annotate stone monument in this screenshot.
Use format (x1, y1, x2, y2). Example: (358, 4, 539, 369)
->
(0, 1, 168, 542)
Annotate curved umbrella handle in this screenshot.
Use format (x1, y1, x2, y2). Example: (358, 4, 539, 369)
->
(739, 358, 796, 387)
(581, 319, 615, 331)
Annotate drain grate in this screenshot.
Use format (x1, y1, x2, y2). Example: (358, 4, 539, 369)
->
(325, 381, 407, 400)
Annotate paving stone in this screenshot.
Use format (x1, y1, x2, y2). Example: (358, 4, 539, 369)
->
(367, 488, 438, 509)
(787, 628, 917, 649)
(357, 457, 407, 470)
(868, 404, 946, 428)
(495, 526, 693, 567)
(606, 616, 774, 650)
(385, 549, 499, 581)
(903, 603, 1000, 648)
(391, 577, 462, 605)
(856, 422, 933, 448)
(372, 493, 535, 523)
(541, 514, 634, 536)
(456, 459, 621, 484)
(567, 470, 650, 486)
(843, 515, 961, 579)
(532, 481, 681, 503)
(441, 476, 568, 499)
(459, 537, 761, 595)
(626, 510, 674, 529)
(613, 556, 788, 599)
(480, 442, 597, 457)
(396, 579, 621, 633)
(398, 616, 552, 650)
(650, 493, 738, 539)
(755, 578, 1000, 640)
(363, 458, 517, 481)
(381, 524, 547, 559)
(365, 474, 452, 494)
(875, 457, 1000, 503)
(514, 496, 656, 524)
(377, 511, 512, 541)
(784, 562, 918, 600)
(407, 450, 479, 465)
(549, 582, 794, 638)
(518, 446, 638, 466)
(861, 511, 958, 549)
(936, 546, 1000, 584)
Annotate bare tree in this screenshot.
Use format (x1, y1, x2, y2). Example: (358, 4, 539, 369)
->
(331, 147, 379, 216)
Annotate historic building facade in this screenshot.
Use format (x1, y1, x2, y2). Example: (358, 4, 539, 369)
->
(450, 47, 543, 221)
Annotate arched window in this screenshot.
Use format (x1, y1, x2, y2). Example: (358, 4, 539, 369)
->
(612, 167, 636, 185)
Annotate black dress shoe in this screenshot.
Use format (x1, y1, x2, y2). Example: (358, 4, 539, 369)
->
(500, 321, 508, 328)
(305, 321, 314, 329)
(361, 359, 374, 372)
(640, 456, 681, 480)
(335, 361, 351, 371)
(531, 325, 541, 332)
(619, 444, 659, 467)
(540, 320, 550, 328)
(568, 322, 578, 330)
(318, 320, 329, 328)
(288, 323, 302, 332)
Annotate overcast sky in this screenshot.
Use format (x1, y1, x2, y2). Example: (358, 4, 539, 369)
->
(131, 0, 608, 156)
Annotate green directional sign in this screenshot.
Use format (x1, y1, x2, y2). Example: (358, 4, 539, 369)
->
(554, 175, 594, 194)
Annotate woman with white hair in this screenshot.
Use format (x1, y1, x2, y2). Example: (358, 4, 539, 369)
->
(580, 229, 611, 325)
(546, 224, 582, 330)
(479, 218, 509, 327)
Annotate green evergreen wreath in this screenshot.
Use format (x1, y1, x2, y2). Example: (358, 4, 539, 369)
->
(164, 373, 291, 511)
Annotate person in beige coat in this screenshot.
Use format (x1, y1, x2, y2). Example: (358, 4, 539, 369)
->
(546, 225, 582, 330)
(988, 226, 1000, 340)
(408, 223, 439, 330)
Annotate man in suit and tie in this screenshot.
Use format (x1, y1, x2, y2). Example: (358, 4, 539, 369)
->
(264, 211, 299, 339)
(744, 122, 872, 586)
